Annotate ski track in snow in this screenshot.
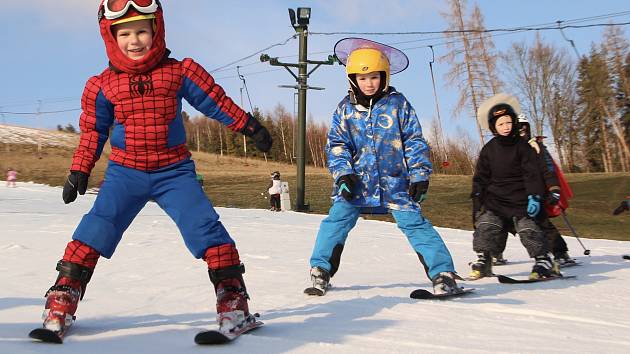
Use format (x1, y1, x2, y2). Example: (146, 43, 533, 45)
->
(1, 182, 630, 353)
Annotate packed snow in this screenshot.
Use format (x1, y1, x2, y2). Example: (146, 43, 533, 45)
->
(1, 183, 629, 353)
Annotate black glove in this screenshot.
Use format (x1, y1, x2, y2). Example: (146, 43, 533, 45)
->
(337, 174, 360, 201)
(547, 186, 561, 206)
(62, 171, 89, 204)
(409, 181, 429, 203)
(242, 114, 272, 152)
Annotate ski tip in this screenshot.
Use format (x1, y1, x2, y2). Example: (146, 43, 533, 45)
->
(29, 328, 63, 344)
(194, 331, 231, 345)
(623, 255, 630, 260)
(194, 321, 263, 345)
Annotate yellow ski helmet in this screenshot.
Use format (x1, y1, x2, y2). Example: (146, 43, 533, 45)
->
(335, 38, 409, 89)
(346, 48, 391, 86)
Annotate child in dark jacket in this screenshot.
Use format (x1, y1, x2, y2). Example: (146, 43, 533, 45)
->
(470, 99, 559, 280)
(492, 116, 576, 266)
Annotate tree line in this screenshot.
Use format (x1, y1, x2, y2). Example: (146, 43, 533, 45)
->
(441, 0, 629, 173)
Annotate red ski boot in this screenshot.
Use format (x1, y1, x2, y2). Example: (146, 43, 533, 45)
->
(30, 260, 95, 343)
(215, 277, 251, 332)
(209, 264, 257, 333)
(42, 282, 81, 332)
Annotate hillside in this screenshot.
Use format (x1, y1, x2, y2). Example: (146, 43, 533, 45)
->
(1, 124, 629, 240)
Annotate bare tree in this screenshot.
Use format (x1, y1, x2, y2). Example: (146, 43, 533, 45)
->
(442, 0, 501, 143)
(602, 26, 630, 170)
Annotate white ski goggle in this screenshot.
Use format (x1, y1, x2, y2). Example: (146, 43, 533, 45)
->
(103, 0, 159, 20)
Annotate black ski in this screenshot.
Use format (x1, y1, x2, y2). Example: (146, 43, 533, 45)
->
(497, 274, 576, 284)
(195, 318, 263, 345)
(29, 327, 68, 344)
(410, 288, 475, 300)
(623, 255, 630, 260)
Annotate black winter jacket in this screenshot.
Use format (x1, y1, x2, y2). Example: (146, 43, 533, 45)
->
(472, 136, 545, 218)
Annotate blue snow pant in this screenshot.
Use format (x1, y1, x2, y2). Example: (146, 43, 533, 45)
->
(72, 159, 233, 259)
(309, 201, 455, 280)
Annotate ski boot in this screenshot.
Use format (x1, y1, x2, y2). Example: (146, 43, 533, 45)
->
(492, 252, 508, 266)
(209, 264, 256, 333)
(468, 253, 493, 280)
(431, 272, 463, 295)
(530, 255, 561, 279)
(40, 261, 93, 333)
(305, 267, 331, 296)
(553, 252, 576, 267)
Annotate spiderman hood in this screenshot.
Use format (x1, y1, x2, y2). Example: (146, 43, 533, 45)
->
(98, 1, 168, 74)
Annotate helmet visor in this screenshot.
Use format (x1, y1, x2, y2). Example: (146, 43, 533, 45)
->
(103, 0, 158, 20)
(334, 38, 409, 75)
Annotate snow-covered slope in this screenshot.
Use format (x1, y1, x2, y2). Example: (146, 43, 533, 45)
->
(0, 124, 76, 147)
(1, 183, 629, 353)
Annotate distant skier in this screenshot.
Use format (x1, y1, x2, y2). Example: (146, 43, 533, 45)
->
(470, 94, 560, 280)
(267, 171, 281, 211)
(6, 168, 17, 187)
(306, 38, 462, 296)
(31, 0, 272, 342)
(492, 115, 576, 266)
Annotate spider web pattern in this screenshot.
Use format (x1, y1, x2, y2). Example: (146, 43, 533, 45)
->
(203, 243, 241, 270)
(71, 58, 249, 173)
(62, 240, 100, 268)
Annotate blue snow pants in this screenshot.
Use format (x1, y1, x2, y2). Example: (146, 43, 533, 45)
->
(72, 159, 233, 259)
(310, 201, 455, 280)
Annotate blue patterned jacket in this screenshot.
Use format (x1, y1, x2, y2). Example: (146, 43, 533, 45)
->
(326, 89, 432, 212)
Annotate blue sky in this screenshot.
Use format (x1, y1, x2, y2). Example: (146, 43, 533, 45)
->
(1, 0, 629, 144)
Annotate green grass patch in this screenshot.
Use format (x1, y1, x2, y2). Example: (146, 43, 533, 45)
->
(2, 143, 628, 241)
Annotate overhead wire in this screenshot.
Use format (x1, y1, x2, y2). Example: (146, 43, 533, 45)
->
(209, 34, 298, 73)
(0, 108, 81, 115)
(310, 20, 630, 36)
(207, 11, 630, 75)
(5, 10, 630, 116)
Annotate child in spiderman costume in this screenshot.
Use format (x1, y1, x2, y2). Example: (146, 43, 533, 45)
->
(35, 0, 272, 337)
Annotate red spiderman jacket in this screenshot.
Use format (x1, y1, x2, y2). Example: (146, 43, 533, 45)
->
(70, 58, 249, 174)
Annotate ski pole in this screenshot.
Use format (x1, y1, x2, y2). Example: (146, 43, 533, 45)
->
(560, 211, 591, 256)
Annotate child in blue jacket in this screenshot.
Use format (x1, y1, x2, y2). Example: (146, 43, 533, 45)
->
(306, 38, 461, 296)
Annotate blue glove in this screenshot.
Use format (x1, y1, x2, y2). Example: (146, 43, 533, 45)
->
(527, 195, 541, 217)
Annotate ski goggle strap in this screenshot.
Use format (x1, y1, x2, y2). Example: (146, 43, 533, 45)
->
(103, 0, 159, 20)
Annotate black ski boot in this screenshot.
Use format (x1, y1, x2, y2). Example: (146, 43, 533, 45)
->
(492, 252, 508, 265)
(432, 272, 463, 295)
(469, 253, 492, 280)
(305, 267, 330, 296)
(530, 255, 561, 279)
(553, 252, 576, 266)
